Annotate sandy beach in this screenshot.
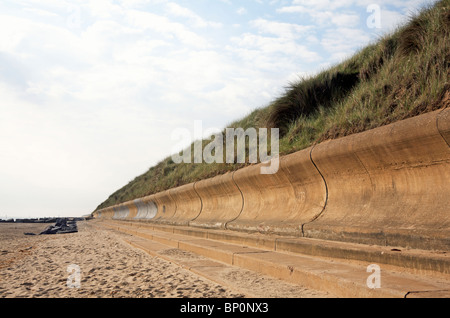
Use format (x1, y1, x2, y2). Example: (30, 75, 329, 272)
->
(0, 220, 331, 299)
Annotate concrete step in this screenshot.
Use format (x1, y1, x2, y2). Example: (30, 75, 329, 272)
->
(104, 220, 450, 277)
(123, 238, 254, 297)
(94, 223, 334, 298)
(97, 220, 450, 298)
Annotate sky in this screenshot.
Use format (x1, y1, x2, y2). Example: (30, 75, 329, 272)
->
(0, 0, 435, 219)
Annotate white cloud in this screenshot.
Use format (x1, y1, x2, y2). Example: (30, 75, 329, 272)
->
(331, 12, 360, 27)
(227, 17, 320, 73)
(321, 27, 371, 61)
(276, 0, 435, 63)
(231, 33, 319, 61)
(237, 7, 247, 15)
(165, 2, 222, 28)
(378, 8, 411, 32)
(23, 7, 60, 18)
(125, 10, 211, 48)
(277, 5, 360, 27)
(250, 18, 313, 39)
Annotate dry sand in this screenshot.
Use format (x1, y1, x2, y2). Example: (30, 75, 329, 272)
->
(0, 221, 331, 298)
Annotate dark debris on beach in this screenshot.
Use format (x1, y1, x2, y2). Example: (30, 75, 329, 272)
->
(21, 218, 83, 236)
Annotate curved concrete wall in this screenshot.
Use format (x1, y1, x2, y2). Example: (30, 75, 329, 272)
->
(166, 183, 202, 225)
(107, 207, 114, 219)
(94, 197, 157, 221)
(127, 201, 139, 219)
(133, 199, 147, 219)
(190, 172, 243, 229)
(151, 189, 177, 224)
(133, 197, 158, 220)
(113, 205, 130, 220)
(93, 109, 449, 249)
(226, 147, 327, 235)
(112, 207, 120, 219)
(97, 207, 114, 219)
(304, 109, 450, 249)
(437, 107, 450, 146)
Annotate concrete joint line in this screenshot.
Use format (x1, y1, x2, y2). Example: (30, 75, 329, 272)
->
(190, 265, 224, 269)
(355, 151, 375, 192)
(436, 108, 450, 148)
(189, 181, 204, 223)
(224, 170, 245, 230)
(300, 144, 329, 237)
(231, 250, 270, 265)
(168, 188, 178, 219)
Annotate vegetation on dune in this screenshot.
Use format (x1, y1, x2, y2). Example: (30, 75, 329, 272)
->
(95, 0, 449, 212)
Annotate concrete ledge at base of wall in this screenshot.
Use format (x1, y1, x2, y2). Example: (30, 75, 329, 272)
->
(301, 227, 450, 252)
